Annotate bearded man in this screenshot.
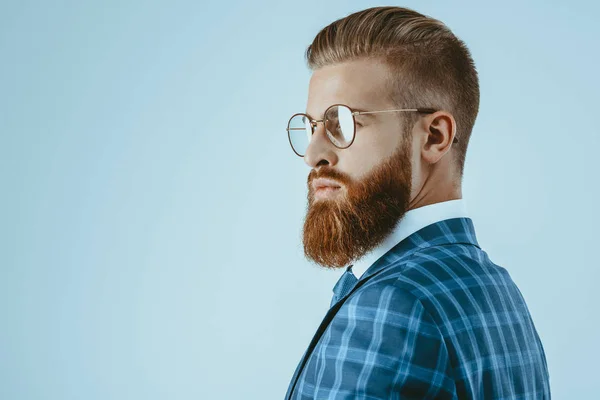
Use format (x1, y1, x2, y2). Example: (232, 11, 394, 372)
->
(284, 6, 551, 400)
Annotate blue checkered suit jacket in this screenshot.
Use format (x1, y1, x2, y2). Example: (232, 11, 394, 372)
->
(285, 217, 550, 399)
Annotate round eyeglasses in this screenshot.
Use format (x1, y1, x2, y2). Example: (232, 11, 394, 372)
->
(286, 104, 457, 157)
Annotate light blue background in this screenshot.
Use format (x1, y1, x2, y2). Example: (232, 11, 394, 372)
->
(1, 0, 598, 398)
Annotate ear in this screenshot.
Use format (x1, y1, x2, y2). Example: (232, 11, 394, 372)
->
(420, 111, 457, 164)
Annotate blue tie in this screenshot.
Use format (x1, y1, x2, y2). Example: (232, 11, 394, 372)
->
(330, 265, 358, 307)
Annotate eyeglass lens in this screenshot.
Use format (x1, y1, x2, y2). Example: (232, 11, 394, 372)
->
(287, 105, 355, 156)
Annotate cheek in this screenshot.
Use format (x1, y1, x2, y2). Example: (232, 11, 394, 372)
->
(340, 143, 388, 180)
(338, 153, 370, 181)
(339, 125, 403, 179)
(362, 124, 402, 154)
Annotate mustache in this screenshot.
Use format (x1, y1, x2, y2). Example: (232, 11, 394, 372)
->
(307, 167, 352, 187)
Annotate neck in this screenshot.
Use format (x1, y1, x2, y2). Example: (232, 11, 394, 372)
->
(408, 172, 462, 211)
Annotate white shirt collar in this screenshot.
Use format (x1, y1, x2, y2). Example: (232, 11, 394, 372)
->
(350, 198, 469, 280)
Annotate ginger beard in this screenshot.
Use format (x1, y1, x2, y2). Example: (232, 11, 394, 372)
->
(302, 132, 413, 270)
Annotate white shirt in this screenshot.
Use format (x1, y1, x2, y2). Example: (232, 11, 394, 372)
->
(350, 198, 469, 280)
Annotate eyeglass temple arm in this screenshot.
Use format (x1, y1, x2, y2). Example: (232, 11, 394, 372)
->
(353, 108, 437, 115)
(352, 108, 458, 143)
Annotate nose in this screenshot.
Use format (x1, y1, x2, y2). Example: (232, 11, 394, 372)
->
(303, 121, 339, 168)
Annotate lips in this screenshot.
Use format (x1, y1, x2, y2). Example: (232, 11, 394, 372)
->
(312, 178, 342, 191)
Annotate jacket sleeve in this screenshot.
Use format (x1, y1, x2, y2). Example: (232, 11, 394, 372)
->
(323, 281, 457, 399)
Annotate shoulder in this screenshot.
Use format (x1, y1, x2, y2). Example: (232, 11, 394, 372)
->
(376, 243, 507, 297)
(355, 243, 511, 326)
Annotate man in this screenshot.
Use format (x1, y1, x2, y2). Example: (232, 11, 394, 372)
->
(284, 6, 550, 400)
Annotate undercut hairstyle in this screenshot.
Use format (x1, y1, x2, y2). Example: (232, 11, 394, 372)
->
(305, 6, 480, 178)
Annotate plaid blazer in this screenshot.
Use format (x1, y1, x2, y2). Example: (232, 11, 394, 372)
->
(285, 217, 550, 399)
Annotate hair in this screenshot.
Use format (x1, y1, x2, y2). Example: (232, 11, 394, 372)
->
(305, 6, 480, 178)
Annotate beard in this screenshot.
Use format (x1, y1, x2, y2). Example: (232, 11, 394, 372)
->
(302, 134, 413, 270)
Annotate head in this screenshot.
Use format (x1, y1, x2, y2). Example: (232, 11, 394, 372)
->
(299, 6, 480, 269)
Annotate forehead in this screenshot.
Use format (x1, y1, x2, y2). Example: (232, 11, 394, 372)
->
(306, 58, 392, 118)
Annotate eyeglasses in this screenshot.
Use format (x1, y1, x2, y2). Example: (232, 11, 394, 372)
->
(286, 103, 458, 157)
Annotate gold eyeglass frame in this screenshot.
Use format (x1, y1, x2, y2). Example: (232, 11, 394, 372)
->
(286, 103, 458, 157)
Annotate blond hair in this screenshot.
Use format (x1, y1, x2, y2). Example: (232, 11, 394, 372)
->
(306, 6, 480, 177)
